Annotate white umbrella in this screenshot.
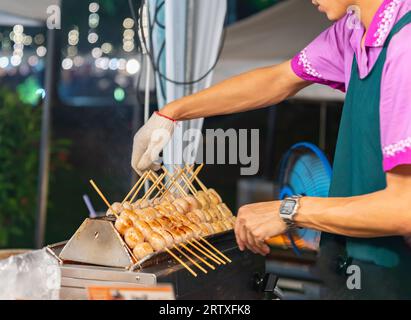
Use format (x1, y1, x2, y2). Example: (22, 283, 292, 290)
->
(149, 0, 227, 167)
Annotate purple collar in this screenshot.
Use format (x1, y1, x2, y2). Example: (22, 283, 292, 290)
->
(364, 0, 403, 47)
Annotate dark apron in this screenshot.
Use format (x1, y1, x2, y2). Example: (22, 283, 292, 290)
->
(318, 11, 411, 299)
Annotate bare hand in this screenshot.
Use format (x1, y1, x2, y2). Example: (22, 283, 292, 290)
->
(235, 201, 287, 256)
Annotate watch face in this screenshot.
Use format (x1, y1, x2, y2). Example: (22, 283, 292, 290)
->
(281, 200, 296, 215)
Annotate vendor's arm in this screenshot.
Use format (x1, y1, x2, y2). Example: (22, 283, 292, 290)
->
(236, 166, 411, 255)
(132, 18, 347, 173)
(161, 61, 309, 120)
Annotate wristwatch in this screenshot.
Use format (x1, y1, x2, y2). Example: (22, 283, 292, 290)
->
(279, 195, 302, 230)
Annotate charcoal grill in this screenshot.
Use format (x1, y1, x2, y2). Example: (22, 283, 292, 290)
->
(49, 217, 265, 300)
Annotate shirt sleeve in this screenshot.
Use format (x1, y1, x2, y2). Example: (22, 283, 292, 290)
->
(290, 16, 348, 92)
(380, 25, 411, 172)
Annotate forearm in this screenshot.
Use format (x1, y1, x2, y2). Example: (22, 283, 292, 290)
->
(161, 60, 309, 121)
(295, 188, 411, 238)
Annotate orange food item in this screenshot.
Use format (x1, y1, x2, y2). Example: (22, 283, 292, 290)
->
(133, 242, 154, 260)
(124, 227, 144, 249)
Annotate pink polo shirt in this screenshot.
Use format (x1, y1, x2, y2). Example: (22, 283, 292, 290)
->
(291, 0, 411, 172)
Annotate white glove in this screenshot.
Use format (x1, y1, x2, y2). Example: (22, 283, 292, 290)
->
(131, 112, 175, 175)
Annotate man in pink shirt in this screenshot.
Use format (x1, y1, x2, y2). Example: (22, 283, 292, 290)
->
(132, 0, 411, 298)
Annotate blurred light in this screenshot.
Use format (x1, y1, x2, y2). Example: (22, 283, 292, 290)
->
(10, 55, 22, 66)
(13, 43, 24, 51)
(68, 29, 79, 46)
(67, 45, 78, 57)
(62, 58, 73, 70)
(101, 57, 109, 70)
(13, 24, 24, 34)
(13, 49, 24, 58)
(23, 35, 33, 46)
(9, 31, 15, 40)
(17, 77, 42, 105)
(36, 46, 47, 57)
(115, 74, 129, 87)
(98, 78, 110, 89)
(34, 34, 45, 45)
(126, 59, 140, 75)
(101, 42, 112, 54)
(89, 2, 99, 13)
(123, 18, 134, 29)
(88, 32, 98, 44)
(28, 55, 39, 67)
(95, 57, 109, 70)
(13, 33, 24, 44)
(118, 58, 127, 71)
(91, 47, 102, 59)
(123, 29, 135, 39)
(109, 58, 119, 70)
(123, 40, 134, 52)
(73, 56, 85, 67)
(114, 87, 126, 102)
(19, 64, 30, 76)
(36, 88, 46, 99)
(89, 13, 100, 28)
(0, 57, 9, 68)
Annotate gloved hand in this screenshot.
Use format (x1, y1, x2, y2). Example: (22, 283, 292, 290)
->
(131, 111, 176, 175)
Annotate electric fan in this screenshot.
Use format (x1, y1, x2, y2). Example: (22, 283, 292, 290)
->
(268, 142, 332, 253)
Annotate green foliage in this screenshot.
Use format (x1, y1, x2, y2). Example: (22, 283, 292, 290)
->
(0, 87, 71, 248)
(16, 77, 42, 106)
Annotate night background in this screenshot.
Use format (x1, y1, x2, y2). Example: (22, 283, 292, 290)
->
(0, 0, 342, 249)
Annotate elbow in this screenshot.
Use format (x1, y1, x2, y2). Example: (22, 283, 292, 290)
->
(399, 219, 411, 236)
(394, 205, 411, 236)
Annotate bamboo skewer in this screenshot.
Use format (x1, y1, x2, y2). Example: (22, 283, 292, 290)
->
(89, 180, 119, 219)
(89, 179, 138, 262)
(141, 172, 166, 200)
(187, 164, 204, 182)
(130, 172, 152, 203)
(186, 164, 207, 192)
(175, 166, 199, 196)
(188, 241, 222, 265)
(175, 165, 232, 264)
(162, 167, 188, 197)
(91, 163, 229, 275)
(148, 171, 166, 195)
(157, 169, 184, 200)
(122, 172, 148, 204)
(190, 240, 225, 265)
(90, 174, 200, 277)
(173, 166, 195, 195)
(180, 243, 215, 270)
(138, 172, 203, 275)
(173, 245, 208, 274)
(166, 248, 197, 277)
(167, 165, 194, 196)
(200, 237, 232, 263)
(153, 170, 181, 200)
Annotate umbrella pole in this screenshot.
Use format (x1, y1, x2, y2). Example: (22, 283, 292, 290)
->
(34, 27, 58, 249)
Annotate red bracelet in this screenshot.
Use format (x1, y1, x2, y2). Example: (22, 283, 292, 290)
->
(156, 111, 177, 122)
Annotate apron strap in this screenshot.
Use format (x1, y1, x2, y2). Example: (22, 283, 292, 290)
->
(384, 11, 411, 48)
